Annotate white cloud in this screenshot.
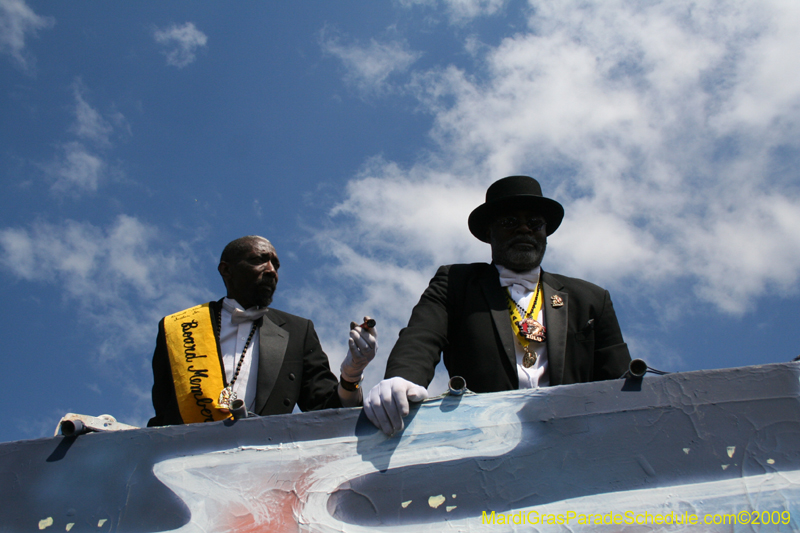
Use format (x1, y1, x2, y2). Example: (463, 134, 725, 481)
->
(321, 29, 421, 95)
(311, 0, 800, 374)
(0, 215, 212, 360)
(153, 22, 208, 68)
(44, 80, 128, 195)
(399, 0, 508, 23)
(70, 81, 114, 146)
(49, 141, 104, 194)
(0, 0, 53, 70)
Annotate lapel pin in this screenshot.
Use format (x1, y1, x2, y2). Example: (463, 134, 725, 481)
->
(550, 295, 564, 308)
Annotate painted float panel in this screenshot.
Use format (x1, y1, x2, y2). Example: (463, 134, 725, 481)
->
(1, 362, 799, 532)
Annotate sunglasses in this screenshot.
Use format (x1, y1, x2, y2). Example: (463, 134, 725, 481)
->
(495, 216, 547, 232)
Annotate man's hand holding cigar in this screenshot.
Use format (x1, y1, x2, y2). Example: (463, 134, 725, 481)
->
(339, 316, 378, 393)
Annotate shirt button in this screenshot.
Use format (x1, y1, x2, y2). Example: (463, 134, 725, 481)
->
(283, 398, 291, 407)
(288, 373, 296, 381)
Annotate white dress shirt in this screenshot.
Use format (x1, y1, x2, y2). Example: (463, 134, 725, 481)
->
(219, 298, 264, 411)
(496, 264, 550, 389)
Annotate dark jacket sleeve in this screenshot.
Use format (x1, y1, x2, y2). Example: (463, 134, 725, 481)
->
(589, 288, 630, 382)
(256, 311, 344, 416)
(384, 265, 451, 387)
(147, 319, 183, 427)
(296, 319, 344, 412)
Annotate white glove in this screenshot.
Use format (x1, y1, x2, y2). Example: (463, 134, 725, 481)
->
(363, 377, 429, 435)
(340, 321, 377, 383)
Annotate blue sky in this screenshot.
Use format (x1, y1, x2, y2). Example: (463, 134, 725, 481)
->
(2, 0, 799, 443)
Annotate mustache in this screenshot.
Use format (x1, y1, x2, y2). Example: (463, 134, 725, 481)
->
(508, 236, 542, 248)
(256, 278, 277, 293)
(253, 279, 277, 307)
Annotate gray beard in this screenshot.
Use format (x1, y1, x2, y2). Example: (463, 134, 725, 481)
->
(252, 282, 276, 308)
(253, 295, 273, 308)
(491, 238, 546, 272)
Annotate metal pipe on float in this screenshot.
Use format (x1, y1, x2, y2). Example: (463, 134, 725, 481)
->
(60, 419, 88, 437)
(448, 376, 467, 396)
(230, 399, 249, 420)
(628, 358, 648, 378)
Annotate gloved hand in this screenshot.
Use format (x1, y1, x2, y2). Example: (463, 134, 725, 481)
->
(340, 319, 377, 383)
(363, 377, 429, 435)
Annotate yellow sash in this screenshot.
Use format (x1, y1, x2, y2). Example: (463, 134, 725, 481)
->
(506, 285, 544, 348)
(163, 303, 231, 424)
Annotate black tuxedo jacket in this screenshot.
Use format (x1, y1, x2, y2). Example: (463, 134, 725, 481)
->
(385, 263, 631, 391)
(148, 300, 341, 426)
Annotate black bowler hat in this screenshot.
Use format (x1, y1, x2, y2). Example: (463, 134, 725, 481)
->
(468, 176, 564, 242)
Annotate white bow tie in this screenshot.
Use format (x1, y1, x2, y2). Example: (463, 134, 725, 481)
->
(222, 300, 270, 324)
(497, 265, 541, 292)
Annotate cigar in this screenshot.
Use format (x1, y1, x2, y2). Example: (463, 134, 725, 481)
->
(350, 317, 376, 330)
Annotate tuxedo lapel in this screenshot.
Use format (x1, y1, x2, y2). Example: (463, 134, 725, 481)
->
(254, 310, 288, 415)
(479, 266, 517, 380)
(542, 272, 567, 385)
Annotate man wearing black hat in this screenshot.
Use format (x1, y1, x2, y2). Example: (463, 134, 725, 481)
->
(364, 176, 631, 435)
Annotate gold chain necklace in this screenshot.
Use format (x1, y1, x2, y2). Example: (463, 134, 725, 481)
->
(505, 274, 546, 368)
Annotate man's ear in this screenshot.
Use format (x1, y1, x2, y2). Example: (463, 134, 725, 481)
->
(218, 262, 230, 286)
